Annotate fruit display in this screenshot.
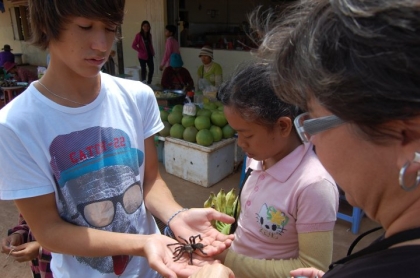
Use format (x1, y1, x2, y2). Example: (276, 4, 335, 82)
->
(203, 188, 239, 234)
(158, 100, 236, 146)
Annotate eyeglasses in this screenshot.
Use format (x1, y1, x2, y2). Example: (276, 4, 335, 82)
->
(294, 112, 346, 143)
(76, 182, 143, 228)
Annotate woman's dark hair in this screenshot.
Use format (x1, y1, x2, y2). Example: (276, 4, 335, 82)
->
(218, 61, 301, 129)
(254, 0, 420, 139)
(140, 20, 151, 40)
(29, 0, 125, 50)
(165, 24, 177, 37)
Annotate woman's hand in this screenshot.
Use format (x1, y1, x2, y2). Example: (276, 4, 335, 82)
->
(189, 264, 235, 278)
(144, 234, 221, 278)
(169, 208, 235, 256)
(290, 267, 325, 278)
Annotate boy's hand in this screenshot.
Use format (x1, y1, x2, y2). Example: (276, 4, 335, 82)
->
(144, 234, 220, 278)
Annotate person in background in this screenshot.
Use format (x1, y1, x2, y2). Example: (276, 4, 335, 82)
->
(0, 0, 234, 277)
(1, 214, 52, 278)
(214, 61, 338, 278)
(132, 20, 155, 84)
(253, 0, 420, 277)
(159, 24, 180, 71)
(0, 44, 15, 68)
(161, 53, 194, 91)
(3, 61, 38, 84)
(197, 45, 223, 89)
(180, 21, 192, 47)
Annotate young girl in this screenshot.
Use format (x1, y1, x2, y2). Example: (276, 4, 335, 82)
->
(159, 24, 180, 71)
(1, 214, 52, 278)
(216, 62, 339, 278)
(131, 20, 155, 84)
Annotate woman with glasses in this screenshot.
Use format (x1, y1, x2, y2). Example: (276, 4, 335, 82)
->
(255, 0, 420, 277)
(214, 61, 339, 278)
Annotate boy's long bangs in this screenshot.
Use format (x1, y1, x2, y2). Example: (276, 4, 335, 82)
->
(56, 0, 125, 25)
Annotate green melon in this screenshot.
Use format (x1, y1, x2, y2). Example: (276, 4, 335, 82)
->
(222, 124, 235, 139)
(170, 123, 185, 139)
(168, 111, 183, 125)
(209, 125, 223, 142)
(183, 126, 198, 142)
(194, 116, 211, 130)
(196, 129, 214, 146)
(159, 121, 171, 137)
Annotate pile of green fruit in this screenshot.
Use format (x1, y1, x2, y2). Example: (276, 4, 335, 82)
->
(159, 102, 236, 147)
(203, 188, 239, 235)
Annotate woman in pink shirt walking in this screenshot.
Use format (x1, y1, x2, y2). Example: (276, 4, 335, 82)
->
(131, 20, 155, 85)
(159, 24, 180, 72)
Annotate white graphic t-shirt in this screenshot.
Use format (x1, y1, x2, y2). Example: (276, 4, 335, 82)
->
(0, 73, 163, 278)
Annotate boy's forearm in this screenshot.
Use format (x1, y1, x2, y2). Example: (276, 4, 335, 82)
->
(14, 194, 150, 257)
(143, 177, 182, 223)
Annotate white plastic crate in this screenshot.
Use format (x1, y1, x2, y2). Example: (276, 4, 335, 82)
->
(164, 137, 236, 187)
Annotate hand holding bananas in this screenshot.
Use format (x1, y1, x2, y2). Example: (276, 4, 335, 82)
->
(204, 188, 239, 235)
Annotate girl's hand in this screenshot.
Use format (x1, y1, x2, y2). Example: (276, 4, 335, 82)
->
(189, 264, 235, 278)
(1, 233, 23, 256)
(5, 241, 41, 262)
(290, 267, 325, 278)
(169, 208, 235, 256)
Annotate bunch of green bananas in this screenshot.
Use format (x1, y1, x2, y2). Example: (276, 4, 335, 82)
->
(203, 188, 240, 234)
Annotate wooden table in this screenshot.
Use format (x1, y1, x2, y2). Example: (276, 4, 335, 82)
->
(1, 86, 25, 104)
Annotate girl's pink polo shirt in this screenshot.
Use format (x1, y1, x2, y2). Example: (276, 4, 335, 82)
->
(231, 143, 339, 260)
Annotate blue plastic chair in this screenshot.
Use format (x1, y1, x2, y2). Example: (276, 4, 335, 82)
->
(336, 189, 364, 234)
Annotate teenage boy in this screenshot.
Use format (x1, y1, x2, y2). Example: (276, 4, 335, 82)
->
(0, 1, 233, 277)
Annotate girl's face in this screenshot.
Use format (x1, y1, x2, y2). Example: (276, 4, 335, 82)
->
(142, 23, 150, 33)
(164, 29, 172, 38)
(48, 17, 116, 78)
(224, 106, 290, 162)
(200, 55, 212, 65)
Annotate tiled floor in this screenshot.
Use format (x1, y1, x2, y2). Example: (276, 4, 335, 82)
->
(0, 162, 382, 278)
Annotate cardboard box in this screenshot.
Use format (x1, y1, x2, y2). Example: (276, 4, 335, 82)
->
(164, 137, 236, 187)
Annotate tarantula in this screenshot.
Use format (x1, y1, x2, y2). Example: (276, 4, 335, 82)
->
(167, 234, 207, 265)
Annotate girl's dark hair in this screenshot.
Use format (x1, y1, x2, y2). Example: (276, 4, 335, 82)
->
(218, 61, 301, 128)
(140, 20, 151, 40)
(29, 0, 125, 50)
(165, 25, 177, 37)
(255, 0, 420, 139)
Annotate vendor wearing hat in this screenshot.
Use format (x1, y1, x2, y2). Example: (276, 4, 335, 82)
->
(197, 45, 223, 89)
(3, 61, 38, 84)
(161, 53, 194, 91)
(0, 44, 15, 68)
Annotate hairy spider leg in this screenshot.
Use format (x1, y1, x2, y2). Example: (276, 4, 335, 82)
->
(190, 234, 203, 243)
(178, 236, 190, 244)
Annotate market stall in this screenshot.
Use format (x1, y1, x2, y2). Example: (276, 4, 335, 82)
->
(153, 92, 244, 187)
